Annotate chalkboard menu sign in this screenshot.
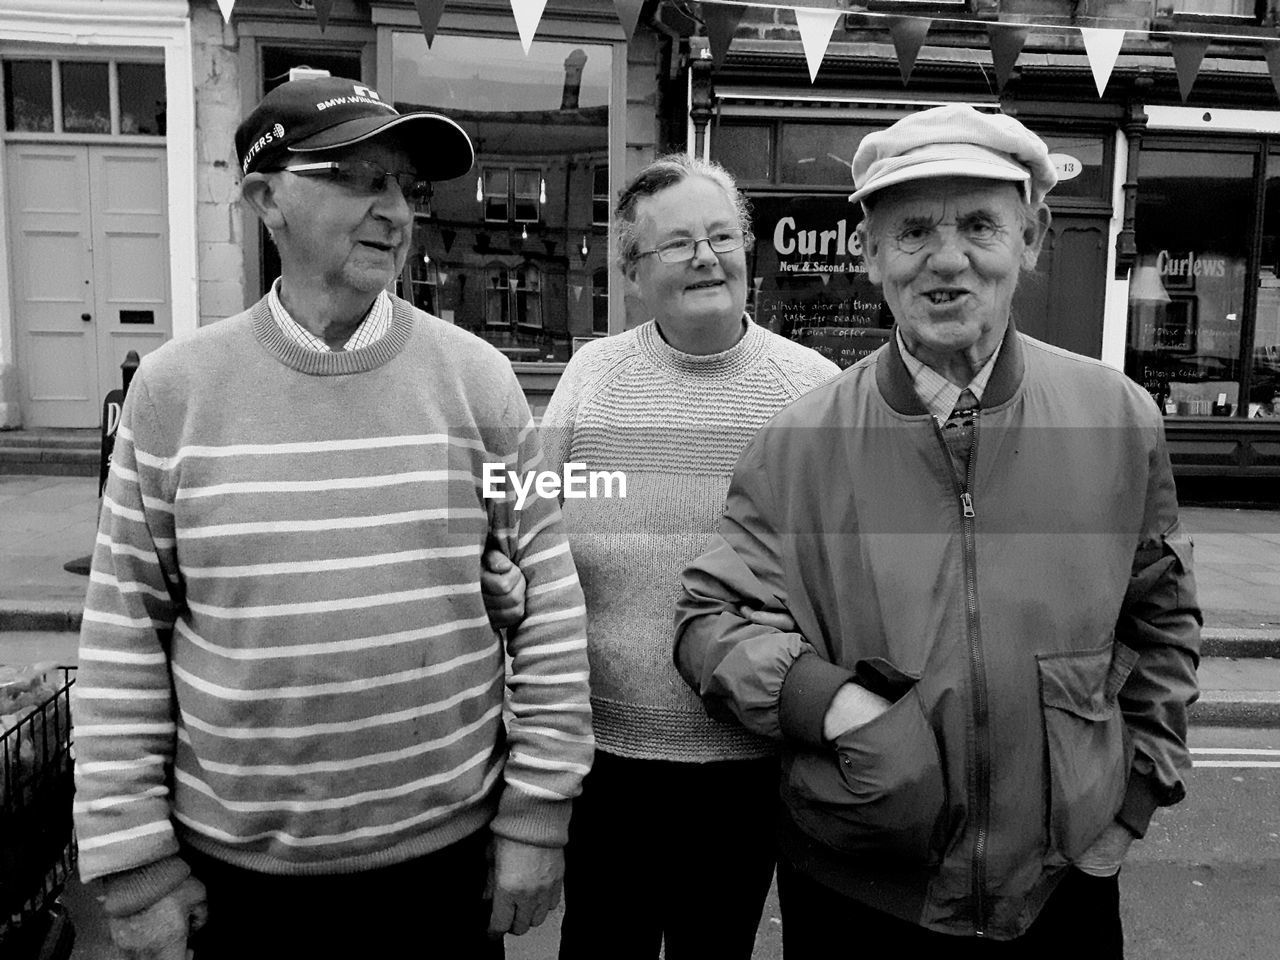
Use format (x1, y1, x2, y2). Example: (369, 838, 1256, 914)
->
(748, 195, 892, 369)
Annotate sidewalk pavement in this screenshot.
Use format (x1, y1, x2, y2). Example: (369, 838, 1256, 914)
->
(5, 471, 1280, 631)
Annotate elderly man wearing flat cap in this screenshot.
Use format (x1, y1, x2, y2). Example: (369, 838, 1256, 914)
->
(676, 104, 1200, 956)
(72, 77, 593, 959)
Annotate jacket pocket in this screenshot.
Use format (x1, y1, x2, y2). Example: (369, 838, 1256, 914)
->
(1037, 642, 1138, 861)
(784, 685, 947, 865)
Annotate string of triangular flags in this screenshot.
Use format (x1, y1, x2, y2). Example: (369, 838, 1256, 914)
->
(214, 0, 1280, 102)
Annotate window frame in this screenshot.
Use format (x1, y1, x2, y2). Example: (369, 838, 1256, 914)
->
(1, 55, 167, 141)
(1130, 134, 1269, 418)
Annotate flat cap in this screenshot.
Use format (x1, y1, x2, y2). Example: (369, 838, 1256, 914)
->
(850, 104, 1057, 205)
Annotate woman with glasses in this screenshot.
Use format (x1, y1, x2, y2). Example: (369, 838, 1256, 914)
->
(542, 154, 839, 960)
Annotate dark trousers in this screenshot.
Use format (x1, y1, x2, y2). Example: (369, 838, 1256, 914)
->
(558, 751, 779, 960)
(778, 857, 1124, 960)
(186, 828, 503, 960)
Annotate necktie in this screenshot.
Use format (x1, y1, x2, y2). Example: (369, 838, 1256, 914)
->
(942, 388, 979, 479)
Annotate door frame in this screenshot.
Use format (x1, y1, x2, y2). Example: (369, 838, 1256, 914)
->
(0, 0, 195, 428)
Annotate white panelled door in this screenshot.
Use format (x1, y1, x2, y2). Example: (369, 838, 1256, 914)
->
(7, 143, 171, 427)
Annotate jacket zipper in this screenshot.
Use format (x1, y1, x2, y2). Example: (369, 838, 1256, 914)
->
(932, 409, 990, 936)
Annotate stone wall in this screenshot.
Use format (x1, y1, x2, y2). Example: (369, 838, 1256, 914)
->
(190, 1, 248, 327)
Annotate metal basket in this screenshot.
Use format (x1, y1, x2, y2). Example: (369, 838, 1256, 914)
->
(0, 666, 77, 954)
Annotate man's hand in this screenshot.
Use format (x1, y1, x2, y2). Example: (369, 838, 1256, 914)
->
(738, 604, 797, 633)
(106, 876, 208, 960)
(486, 837, 564, 938)
(822, 681, 893, 741)
(482, 548, 526, 630)
(1074, 821, 1135, 877)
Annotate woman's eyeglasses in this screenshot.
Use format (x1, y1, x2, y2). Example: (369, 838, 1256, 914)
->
(634, 229, 745, 264)
(279, 160, 432, 204)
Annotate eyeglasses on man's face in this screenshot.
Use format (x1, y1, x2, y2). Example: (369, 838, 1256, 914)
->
(634, 228, 745, 264)
(279, 159, 432, 205)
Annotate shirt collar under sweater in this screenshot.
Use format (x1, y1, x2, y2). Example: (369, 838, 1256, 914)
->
(251, 294, 417, 376)
(268, 278, 391, 353)
(637, 315, 768, 381)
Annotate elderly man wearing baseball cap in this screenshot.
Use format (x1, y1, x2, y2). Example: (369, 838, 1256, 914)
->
(72, 77, 594, 959)
(676, 104, 1200, 956)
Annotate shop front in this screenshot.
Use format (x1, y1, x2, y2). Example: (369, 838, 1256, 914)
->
(1124, 109, 1280, 476)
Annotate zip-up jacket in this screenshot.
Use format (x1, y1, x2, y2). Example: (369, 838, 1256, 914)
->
(675, 324, 1201, 940)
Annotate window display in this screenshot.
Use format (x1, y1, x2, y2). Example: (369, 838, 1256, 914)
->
(1126, 148, 1251, 417)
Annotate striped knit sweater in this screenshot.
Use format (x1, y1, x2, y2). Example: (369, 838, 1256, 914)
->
(72, 296, 593, 885)
(541, 318, 838, 761)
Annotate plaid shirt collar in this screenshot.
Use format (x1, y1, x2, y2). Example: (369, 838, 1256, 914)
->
(268, 278, 391, 353)
(895, 326, 1002, 422)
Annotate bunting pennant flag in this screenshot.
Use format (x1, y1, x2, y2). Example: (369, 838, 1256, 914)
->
(794, 7, 842, 83)
(1080, 27, 1125, 98)
(614, 0, 646, 42)
(888, 17, 931, 86)
(312, 0, 334, 33)
(571, 284, 584, 302)
(413, 0, 448, 48)
(1265, 45, 1280, 103)
(511, 0, 549, 54)
(216, 0, 236, 23)
(703, 4, 746, 68)
(1170, 35, 1210, 101)
(987, 24, 1028, 92)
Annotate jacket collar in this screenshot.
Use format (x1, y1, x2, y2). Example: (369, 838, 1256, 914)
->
(877, 319, 1025, 415)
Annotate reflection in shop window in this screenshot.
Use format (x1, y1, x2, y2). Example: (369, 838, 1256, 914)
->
(1125, 148, 1251, 417)
(486, 265, 510, 327)
(514, 170, 543, 223)
(516, 265, 543, 329)
(392, 31, 612, 362)
(483, 168, 511, 221)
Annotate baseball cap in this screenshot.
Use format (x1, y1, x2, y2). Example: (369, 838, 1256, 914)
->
(235, 77, 474, 182)
(849, 104, 1057, 205)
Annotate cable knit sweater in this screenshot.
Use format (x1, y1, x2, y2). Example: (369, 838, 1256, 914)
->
(541, 318, 838, 762)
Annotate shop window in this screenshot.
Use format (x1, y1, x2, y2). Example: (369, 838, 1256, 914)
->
(711, 122, 772, 184)
(592, 166, 610, 226)
(392, 30, 613, 362)
(747, 194, 891, 369)
(1125, 148, 1252, 416)
(2, 58, 165, 136)
(1252, 156, 1280, 418)
(779, 122, 877, 187)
